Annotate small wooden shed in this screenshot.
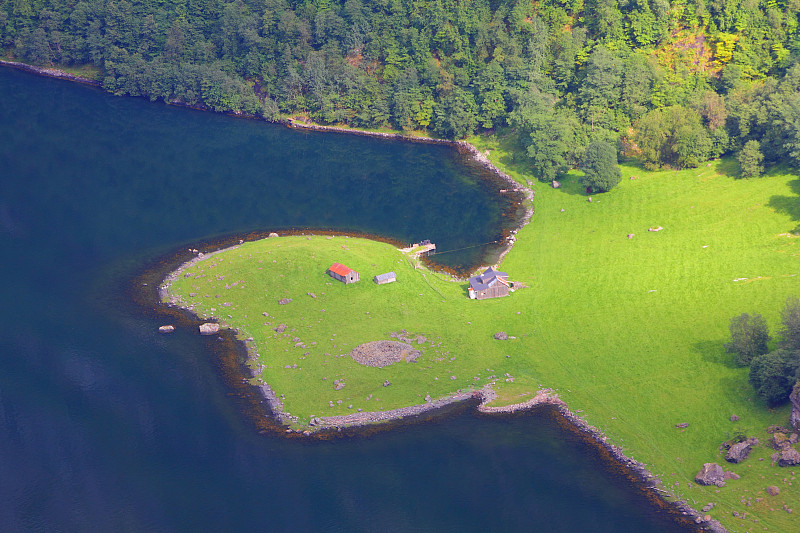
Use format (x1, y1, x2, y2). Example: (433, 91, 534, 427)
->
(328, 263, 360, 284)
(468, 267, 510, 300)
(373, 272, 397, 285)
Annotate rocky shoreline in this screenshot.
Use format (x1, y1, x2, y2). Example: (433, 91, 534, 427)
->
(282, 118, 535, 270)
(7, 58, 714, 530)
(0, 59, 100, 85)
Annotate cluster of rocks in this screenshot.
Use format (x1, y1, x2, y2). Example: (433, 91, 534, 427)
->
(768, 426, 800, 466)
(389, 330, 426, 345)
(350, 340, 420, 367)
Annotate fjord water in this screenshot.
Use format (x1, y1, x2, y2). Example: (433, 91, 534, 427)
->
(0, 67, 687, 532)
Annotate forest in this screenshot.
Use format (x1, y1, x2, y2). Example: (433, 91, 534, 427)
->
(2, 0, 800, 182)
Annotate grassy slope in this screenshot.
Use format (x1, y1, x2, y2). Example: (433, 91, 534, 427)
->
(167, 149, 800, 531)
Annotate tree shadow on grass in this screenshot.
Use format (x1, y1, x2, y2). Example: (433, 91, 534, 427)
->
(715, 158, 740, 178)
(767, 177, 800, 234)
(694, 339, 740, 370)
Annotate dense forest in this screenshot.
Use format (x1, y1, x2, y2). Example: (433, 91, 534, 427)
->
(2, 0, 800, 182)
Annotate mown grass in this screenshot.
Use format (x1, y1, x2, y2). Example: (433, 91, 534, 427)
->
(167, 147, 800, 531)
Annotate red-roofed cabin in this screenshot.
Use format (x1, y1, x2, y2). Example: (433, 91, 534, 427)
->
(327, 263, 360, 284)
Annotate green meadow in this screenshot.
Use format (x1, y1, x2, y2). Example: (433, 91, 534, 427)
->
(166, 154, 800, 531)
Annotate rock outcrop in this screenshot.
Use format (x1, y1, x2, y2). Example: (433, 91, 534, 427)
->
(695, 463, 726, 486)
(726, 437, 759, 463)
(791, 381, 800, 432)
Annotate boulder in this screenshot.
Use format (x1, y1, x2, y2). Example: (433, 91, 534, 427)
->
(278, 298, 292, 305)
(158, 325, 175, 334)
(723, 471, 740, 480)
(199, 322, 219, 335)
(766, 486, 780, 496)
(726, 438, 758, 463)
(333, 380, 345, 390)
(675, 422, 689, 428)
(268, 232, 279, 238)
(695, 463, 726, 487)
(777, 447, 800, 467)
(772, 432, 790, 449)
(552, 180, 561, 189)
(627, 233, 635, 239)
(730, 414, 739, 422)
(383, 380, 391, 387)
(791, 382, 800, 432)
(493, 332, 508, 340)
(274, 324, 287, 333)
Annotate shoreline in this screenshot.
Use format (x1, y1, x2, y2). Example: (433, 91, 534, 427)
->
(155, 234, 721, 532)
(6, 59, 716, 531)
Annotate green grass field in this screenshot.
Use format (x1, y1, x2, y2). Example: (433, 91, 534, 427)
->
(165, 150, 800, 532)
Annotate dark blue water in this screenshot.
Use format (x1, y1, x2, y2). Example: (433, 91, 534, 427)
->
(0, 66, 688, 532)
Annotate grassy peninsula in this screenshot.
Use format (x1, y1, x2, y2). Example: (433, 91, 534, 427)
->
(164, 157, 800, 531)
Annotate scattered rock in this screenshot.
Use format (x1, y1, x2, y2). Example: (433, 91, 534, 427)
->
(768, 425, 791, 434)
(731, 414, 739, 421)
(158, 325, 175, 334)
(648, 226, 664, 232)
(702, 503, 715, 512)
(552, 180, 561, 189)
(695, 463, 726, 487)
(560, 208, 565, 212)
(675, 422, 689, 428)
(278, 298, 292, 305)
(772, 432, 790, 449)
(383, 380, 391, 387)
(416, 335, 426, 344)
(493, 332, 508, 340)
(199, 323, 219, 335)
(307, 292, 316, 298)
(766, 486, 780, 496)
(777, 447, 800, 467)
(726, 437, 758, 463)
(333, 380, 345, 390)
(350, 340, 420, 367)
(627, 233, 635, 239)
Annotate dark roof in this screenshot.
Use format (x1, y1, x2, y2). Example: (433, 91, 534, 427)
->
(468, 267, 509, 291)
(329, 263, 353, 276)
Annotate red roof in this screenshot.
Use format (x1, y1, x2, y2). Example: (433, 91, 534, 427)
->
(328, 263, 353, 276)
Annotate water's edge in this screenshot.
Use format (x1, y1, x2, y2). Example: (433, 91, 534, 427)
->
(5, 60, 719, 532)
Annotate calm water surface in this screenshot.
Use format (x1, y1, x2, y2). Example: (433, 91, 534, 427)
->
(0, 67, 688, 532)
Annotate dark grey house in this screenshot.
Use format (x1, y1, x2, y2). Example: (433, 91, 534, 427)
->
(468, 267, 509, 300)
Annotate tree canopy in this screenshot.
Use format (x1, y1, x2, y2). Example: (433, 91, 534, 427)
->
(4, 0, 800, 177)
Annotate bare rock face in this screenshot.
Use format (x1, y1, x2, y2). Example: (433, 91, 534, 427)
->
(199, 322, 219, 335)
(695, 463, 726, 487)
(790, 382, 800, 432)
(726, 437, 759, 463)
